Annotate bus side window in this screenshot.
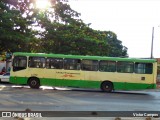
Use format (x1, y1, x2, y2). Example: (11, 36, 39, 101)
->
(99, 60, 116, 72)
(135, 63, 153, 74)
(81, 60, 98, 71)
(29, 57, 45, 68)
(46, 58, 63, 69)
(64, 59, 81, 70)
(13, 56, 27, 71)
(117, 61, 133, 73)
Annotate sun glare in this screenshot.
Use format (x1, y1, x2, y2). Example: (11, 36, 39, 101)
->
(36, 0, 51, 9)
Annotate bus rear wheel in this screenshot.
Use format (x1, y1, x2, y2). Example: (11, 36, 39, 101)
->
(28, 78, 40, 89)
(101, 81, 113, 92)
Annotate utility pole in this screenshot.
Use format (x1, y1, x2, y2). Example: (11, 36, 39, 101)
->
(151, 27, 154, 59)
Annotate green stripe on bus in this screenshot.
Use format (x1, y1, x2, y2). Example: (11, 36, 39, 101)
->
(10, 77, 156, 90)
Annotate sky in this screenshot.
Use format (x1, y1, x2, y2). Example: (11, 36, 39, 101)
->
(69, 0, 160, 58)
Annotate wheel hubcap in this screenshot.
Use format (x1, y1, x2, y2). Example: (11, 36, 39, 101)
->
(105, 86, 109, 89)
(31, 80, 36, 86)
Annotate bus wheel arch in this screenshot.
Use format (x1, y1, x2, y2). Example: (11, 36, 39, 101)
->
(28, 77, 40, 89)
(100, 81, 114, 92)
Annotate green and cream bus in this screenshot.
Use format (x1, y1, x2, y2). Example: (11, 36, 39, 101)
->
(10, 52, 157, 92)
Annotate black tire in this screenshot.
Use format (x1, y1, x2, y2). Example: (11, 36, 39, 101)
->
(28, 78, 40, 89)
(101, 81, 113, 92)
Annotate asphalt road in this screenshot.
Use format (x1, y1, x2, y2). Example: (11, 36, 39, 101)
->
(0, 83, 160, 120)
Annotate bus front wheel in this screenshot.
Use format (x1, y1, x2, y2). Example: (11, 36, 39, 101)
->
(101, 81, 113, 92)
(28, 78, 40, 89)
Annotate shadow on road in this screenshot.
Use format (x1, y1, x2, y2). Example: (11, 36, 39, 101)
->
(58, 87, 150, 96)
(0, 82, 152, 96)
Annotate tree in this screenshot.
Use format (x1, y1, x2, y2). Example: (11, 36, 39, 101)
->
(34, 0, 108, 55)
(0, 0, 128, 57)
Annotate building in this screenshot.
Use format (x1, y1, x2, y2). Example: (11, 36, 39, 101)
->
(157, 58, 160, 74)
(156, 58, 160, 82)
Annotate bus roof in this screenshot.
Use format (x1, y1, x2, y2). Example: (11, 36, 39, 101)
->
(13, 52, 157, 63)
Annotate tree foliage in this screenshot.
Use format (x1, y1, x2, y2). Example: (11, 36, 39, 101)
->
(0, 0, 128, 57)
(103, 31, 128, 57)
(0, 0, 37, 53)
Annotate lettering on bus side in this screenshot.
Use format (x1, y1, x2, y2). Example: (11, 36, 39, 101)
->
(56, 72, 80, 75)
(31, 74, 38, 77)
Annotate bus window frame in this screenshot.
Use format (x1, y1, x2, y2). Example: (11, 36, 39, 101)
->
(117, 61, 134, 73)
(99, 60, 116, 72)
(13, 56, 27, 71)
(81, 59, 99, 71)
(28, 56, 46, 68)
(134, 62, 153, 74)
(46, 57, 64, 69)
(63, 58, 81, 70)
